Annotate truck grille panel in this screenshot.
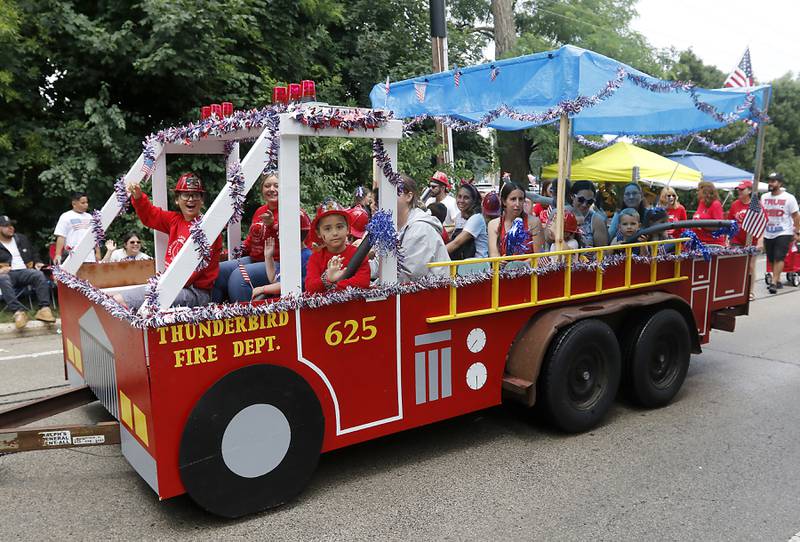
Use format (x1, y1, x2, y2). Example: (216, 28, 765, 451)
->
(79, 312, 119, 420)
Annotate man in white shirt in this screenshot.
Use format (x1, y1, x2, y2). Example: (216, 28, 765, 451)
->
(0, 215, 56, 329)
(760, 172, 800, 294)
(53, 192, 100, 264)
(424, 171, 458, 232)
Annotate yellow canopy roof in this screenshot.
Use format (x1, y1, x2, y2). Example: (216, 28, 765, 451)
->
(541, 142, 702, 184)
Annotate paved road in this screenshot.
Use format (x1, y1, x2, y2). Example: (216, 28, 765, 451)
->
(1, 259, 799, 541)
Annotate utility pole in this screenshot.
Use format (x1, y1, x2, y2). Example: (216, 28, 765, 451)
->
(430, 0, 454, 166)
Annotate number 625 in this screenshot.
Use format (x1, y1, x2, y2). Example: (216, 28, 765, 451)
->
(324, 316, 377, 346)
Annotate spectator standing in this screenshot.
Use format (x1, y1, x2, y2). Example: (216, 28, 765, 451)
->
(761, 172, 800, 294)
(692, 181, 725, 245)
(424, 171, 458, 231)
(102, 232, 152, 262)
(53, 192, 100, 263)
(658, 187, 687, 237)
(0, 215, 56, 329)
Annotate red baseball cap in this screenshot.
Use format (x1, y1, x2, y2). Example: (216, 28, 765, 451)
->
(175, 172, 205, 193)
(430, 171, 451, 189)
(736, 180, 753, 190)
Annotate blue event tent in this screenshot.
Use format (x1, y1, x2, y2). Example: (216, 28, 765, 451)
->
(665, 150, 767, 191)
(369, 45, 769, 135)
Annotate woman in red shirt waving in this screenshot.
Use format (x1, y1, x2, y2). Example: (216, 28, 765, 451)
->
(692, 181, 725, 245)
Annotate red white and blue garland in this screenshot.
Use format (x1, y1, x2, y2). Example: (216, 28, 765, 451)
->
(52, 244, 757, 329)
(226, 162, 246, 225)
(372, 138, 404, 192)
(290, 107, 392, 132)
(574, 124, 759, 153)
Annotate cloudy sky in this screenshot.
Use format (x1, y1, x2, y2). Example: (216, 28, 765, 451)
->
(633, 0, 798, 83)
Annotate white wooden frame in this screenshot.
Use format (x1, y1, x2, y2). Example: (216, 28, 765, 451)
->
(62, 109, 403, 310)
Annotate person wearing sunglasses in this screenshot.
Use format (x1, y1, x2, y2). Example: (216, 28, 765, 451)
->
(570, 180, 609, 247)
(116, 172, 222, 310)
(657, 187, 686, 238)
(102, 232, 152, 262)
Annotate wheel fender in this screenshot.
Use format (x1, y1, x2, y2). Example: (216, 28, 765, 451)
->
(504, 291, 700, 407)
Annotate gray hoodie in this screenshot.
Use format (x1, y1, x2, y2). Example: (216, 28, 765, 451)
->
(398, 208, 451, 282)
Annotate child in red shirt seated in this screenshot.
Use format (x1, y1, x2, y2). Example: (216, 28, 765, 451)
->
(115, 173, 222, 310)
(305, 200, 370, 293)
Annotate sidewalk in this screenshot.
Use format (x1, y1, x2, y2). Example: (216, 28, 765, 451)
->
(0, 318, 61, 339)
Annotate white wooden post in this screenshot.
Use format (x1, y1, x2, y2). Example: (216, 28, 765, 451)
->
(152, 151, 169, 273)
(277, 124, 302, 297)
(378, 138, 399, 284)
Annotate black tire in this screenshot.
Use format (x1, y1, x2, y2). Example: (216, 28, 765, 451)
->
(765, 272, 773, 286)
(790, 272, 800, 287)
(623, 309, 691, 408)
(537, 319, 621, 433)
(179, 364, 324, 518)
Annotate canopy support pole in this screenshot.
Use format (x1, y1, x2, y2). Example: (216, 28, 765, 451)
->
(747, 87, 772, 248)
(555, 114, 572, 251)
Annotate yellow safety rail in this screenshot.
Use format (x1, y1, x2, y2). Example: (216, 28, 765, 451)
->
(426, 238, 687, 323)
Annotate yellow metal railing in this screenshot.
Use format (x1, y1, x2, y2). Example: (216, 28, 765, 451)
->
(426, 238, 687, 323)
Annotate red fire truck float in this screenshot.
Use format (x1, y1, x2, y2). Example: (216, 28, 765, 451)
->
(0, 47, 769, 518)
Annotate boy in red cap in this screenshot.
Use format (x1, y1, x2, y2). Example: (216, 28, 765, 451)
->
(117, 173, 222, 309)
(424, 171, 458, 232)
(305, 200, 370, 293)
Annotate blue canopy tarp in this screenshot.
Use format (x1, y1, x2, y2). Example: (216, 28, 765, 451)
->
(370, 45, 769, 135)
(664, 150, 767, 191)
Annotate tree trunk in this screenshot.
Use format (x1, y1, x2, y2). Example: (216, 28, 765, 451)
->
(491, 0, 530, 185)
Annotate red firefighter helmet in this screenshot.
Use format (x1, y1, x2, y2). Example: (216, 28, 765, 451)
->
(482, 191, 501, 218)
(563, 211, 579, 234)
(299, 209, 312, 232)
(348, 206, 369, 239)
(175, 172, 205, 193)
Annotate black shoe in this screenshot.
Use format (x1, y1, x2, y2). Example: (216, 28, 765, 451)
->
(769, 285, 777, 294)
(776, 282, 784, 290)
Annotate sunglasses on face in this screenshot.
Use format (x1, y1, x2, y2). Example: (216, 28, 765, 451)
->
(575, 196, 595, 206)
(178, 193, 202, 201)
(667, 194, 676, 199)
(128, 241, 141, 245)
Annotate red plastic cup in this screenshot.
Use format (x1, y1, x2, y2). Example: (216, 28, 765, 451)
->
(210, 103, 222, 118)
(272, 86, 288, 104)
(222, 102, 233, 116)
(301, 80, 316, 101)
(201, 106, 212, 119)
(288, 83, 302, 102)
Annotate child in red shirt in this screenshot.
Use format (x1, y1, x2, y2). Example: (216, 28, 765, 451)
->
(305, 201, 370, 293)
(116, 173, 222, 309)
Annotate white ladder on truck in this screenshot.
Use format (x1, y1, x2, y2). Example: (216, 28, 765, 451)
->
(62, 110, 403, 311)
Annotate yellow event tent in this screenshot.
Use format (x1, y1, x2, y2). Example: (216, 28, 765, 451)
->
(541, 142, 702, 188)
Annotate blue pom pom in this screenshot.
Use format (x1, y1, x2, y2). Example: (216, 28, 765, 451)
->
(366, 209, 399, 259)
(505, 217, 531, 255)
(679, 229, 710, 261)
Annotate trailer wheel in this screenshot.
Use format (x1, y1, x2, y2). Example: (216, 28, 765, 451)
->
(623, 309, 690, 408)
(179, 364, 324, 518)
(537, 319, 621, 433)
(789, 272, 800, 287)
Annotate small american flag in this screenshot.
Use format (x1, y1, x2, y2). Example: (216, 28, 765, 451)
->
(490, 66, 499, 82)
(454, 68, 462, 87)
(724, 48, 755, 88)
(742, 192, 767, 239)
(238, 262, 253, 289)
(414, 82, 427, 103)
(141, 159, 155, 178)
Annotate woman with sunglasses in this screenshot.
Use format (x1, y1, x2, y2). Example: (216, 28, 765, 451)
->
(101, 232, 151, 262)
(657, 187, 687, 238)
(570, 180, 609, 247)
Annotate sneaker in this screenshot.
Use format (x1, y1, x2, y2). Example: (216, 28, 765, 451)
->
(768, 285, 777, 294)
(34, 306, 56, 323)
(14, 310, 29, 329)
(776, 282, 784, 290)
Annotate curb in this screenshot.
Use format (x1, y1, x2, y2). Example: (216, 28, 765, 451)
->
(0, 319, 61, 339)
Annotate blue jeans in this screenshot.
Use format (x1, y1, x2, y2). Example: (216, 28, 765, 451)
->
(213, 258, 251, 302)
(226, 260, 271, 302)
(0, 269, 51, 311)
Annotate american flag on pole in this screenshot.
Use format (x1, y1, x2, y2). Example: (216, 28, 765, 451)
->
(414, 82, 427, 103)
(490, 66, 500, 82)
(141, 158, 155, 178)
(742, 192, 768, 239)
(454, 68, 462, 88)
(724, 48, 755, 88)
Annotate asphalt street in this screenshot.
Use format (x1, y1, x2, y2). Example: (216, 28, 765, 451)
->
(1, 258, 799, 541)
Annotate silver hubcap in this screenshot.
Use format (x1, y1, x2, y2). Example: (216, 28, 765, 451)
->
(221, 404, 291, 478)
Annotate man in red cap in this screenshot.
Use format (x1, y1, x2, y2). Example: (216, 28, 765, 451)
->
(117, 173, 222, 309)
(728, 180, 761, 300)
(424, 171, 457, 233)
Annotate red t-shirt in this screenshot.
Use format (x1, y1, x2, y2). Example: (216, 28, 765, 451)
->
(692, 200, 724, 245)
(131, 194, 222, 290)
(440, 229, 449, 244)
(727, 199, 750, 245)
(666, 204, 687, 238)
(305, 244, 370, 293)
(241, 204, 279, 262)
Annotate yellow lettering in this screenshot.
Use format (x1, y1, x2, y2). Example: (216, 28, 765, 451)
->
(254, 336, 266, 354)
(248, 315, 259, 332)
(212, 320, 224, 337)
(235, 317, 247, 334)
(244, 338, 255, 356)
(259, 313, 267, 329)
(157, 327, 168, 345)
(173, 349, 186, 368)
(206, 344, 218, 362)
(278, 311, 288, 327)
(185, 324, 196, 341)
(233, 341, 244, 357)
(265, 335, 276, 351)
(224, 318, 235, 335)
(170, 325, 184, 343)
(267, 313, 277, 327)
(192, 347, 207, 364)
